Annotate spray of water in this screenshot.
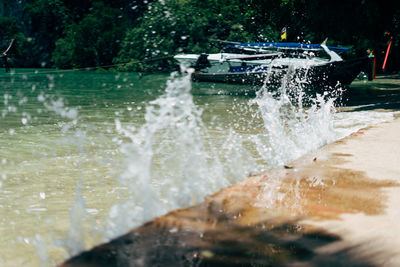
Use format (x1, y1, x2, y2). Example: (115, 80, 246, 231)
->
(26, 88, 93, 264)
(25, 68, 263, 261)
(101, 59, 344, 239)
(104, 68, 230, 238)
(53, 181, 87, 257)
(253, 60, 340, 209)
(254, 62, 338, 166)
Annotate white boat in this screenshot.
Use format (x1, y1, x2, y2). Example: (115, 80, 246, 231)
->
(174, 41, 368, 89)
(174, 52, 283, 73)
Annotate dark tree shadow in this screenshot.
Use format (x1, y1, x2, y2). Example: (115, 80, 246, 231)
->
(60, 219, 378, 267)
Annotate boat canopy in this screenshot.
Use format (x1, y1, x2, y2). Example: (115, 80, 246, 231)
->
(225, 42, 350, 52)
(225, 52, 282, 60)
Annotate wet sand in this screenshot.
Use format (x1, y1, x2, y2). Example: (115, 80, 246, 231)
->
(61, 76, 400, 266)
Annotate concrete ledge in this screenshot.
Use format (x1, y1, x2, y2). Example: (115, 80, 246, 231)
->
(61, 118, 400, 266)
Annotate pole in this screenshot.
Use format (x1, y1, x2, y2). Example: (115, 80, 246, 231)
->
(382, 36, 393, 71)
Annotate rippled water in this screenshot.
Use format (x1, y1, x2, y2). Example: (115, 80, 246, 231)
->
(0, 69, 397, 266)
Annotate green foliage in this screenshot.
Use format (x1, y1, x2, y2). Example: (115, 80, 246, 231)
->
(0, 16, 30, 67)
(23, 0, 69, 67)
(114, 0, 280, 71)
(52, 1, 128, 68)
(0, 0, 398, 71)
(51, 37, 73, 69)
(24, 0, 68, 27)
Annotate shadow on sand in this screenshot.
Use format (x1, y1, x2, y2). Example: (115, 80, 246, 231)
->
(60, 219, 377, 267)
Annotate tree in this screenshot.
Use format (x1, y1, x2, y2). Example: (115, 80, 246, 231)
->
(0, 16, 30, 67)
(23, 0, 69, 67)
(0, 0, 398, 71)
(52, 1, 127, 68)
(114, 0, 279, 72)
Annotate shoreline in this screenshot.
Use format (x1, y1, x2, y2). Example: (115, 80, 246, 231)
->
(61, 117, 400, 266)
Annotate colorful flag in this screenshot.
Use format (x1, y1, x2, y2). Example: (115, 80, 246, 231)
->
(281, 27, 287, 41)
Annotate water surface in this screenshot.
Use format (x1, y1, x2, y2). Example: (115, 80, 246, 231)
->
(0, 69, 397, 266)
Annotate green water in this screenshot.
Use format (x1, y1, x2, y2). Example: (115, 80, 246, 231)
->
(0, 69, 398, 266)
(0, 70, 144, 265)
(0, 69, 264, 266)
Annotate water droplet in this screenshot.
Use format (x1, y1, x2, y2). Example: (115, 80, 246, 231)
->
(201, 250, 214, 258)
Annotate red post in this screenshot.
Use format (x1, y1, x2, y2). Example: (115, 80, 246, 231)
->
(382, 37, 393, 71)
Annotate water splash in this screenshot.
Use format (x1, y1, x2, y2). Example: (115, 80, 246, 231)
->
(253, 61, 342, 211)
(17, 88, 93, 263)
(54, 181, 87, 256)
(101, 61, 343, 239)
(104, 69, 229, 238)
(253, 63, 338, 167)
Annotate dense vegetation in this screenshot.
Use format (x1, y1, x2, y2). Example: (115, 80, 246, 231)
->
(0, 0, 399, 72)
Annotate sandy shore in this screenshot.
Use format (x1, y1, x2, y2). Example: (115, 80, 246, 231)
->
(60, 116, 400, 266)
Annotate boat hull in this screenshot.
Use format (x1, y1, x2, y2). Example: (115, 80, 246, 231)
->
(192, 57, 369, 89)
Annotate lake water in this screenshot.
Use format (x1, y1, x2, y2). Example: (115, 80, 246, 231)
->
(0, 69, 398, 266)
